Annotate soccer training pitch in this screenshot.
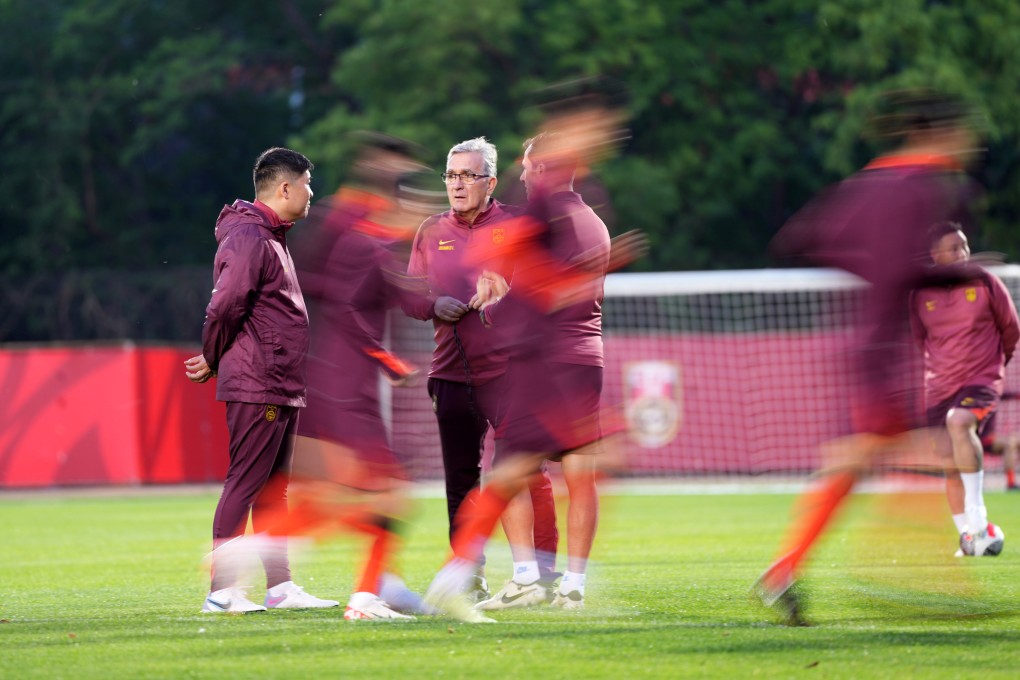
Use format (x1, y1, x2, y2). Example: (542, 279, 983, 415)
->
(1, 486, 1018, 678)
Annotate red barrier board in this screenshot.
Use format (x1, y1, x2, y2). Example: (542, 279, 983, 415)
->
(0, 346, 228, 488)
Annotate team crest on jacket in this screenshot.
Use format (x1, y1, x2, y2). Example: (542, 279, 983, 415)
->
(265, 404, 278, 422)
(925, 300, 936, 311)
(492, 228, 505, 244)
(965, 287, 977, 302)
(624, 360, 681, 448)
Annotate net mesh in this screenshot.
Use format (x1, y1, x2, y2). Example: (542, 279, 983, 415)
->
(388, 266, 1020, 481)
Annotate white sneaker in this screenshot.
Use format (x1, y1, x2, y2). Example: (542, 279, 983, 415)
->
(550, 589, 585, 610)
(424, 558, 495, 623)
(343, 591, 415, 621)
(202, 586, 266, 614)
(475, 579, 548, 611)
(379, 573, 438, 615)
(466, 574, 490, 604)
(264, 581, 339, 609)
(960, 523, 1005, 557)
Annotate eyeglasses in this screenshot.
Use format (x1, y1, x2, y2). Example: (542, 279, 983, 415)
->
(441, 172, 490, 185)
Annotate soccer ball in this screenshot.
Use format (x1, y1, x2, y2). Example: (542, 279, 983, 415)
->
(960, 523, 1005, 556)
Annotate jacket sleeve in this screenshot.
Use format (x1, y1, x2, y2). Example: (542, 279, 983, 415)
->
(400, 220, 437, 320)
(339, 243, 415, 382)
(988, 273, 1020, 364)
(201, 232, 264, 371)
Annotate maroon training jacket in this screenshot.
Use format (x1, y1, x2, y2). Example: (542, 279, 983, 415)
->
(202, 200, 309, 407)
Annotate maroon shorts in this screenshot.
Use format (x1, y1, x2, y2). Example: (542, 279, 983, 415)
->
(298, 403, 400, 471)
(926, 385, 999, 440)
(981, 411, 998, 453)
(495, 361, 603, 462)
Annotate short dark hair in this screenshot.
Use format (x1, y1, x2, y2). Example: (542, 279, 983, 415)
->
(530, 75, 630, 118)
(523, 131, 577, 177)
(927, 221, 964, 248)
(870, 90, 972, 140)
(253, 147, 313, 196)
(350, 130, 423, 161)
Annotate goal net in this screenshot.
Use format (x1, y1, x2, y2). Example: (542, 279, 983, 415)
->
(388, 266, 1020, 481)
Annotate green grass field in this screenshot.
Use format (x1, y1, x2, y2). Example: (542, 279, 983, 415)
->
(1, 486, 1018, 678)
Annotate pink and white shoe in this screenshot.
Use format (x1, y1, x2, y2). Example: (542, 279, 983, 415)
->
(343, 591, 414, 620)
(264, 581, 339, 609)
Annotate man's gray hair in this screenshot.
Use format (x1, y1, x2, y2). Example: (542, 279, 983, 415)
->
(447, 136, 498, 177)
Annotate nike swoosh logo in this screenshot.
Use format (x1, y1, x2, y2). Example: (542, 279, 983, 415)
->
(207, 598, 231, 610)
(265, 594, 288, 608)
(439, 239, 455, 246)
(500, 586, 539, 604)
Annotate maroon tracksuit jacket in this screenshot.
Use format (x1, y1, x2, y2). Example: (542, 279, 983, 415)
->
(202, 199, 309, 407)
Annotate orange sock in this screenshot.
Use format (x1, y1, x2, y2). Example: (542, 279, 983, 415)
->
(769, 470, 857, 584)
(450, 487, 512, 563)
(357, 524, 393, 595)
(1007, 467, 1016, 488)
(340, 516, 398, 595)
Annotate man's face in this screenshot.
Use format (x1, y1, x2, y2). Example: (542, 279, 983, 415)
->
(931, 230, 970, 265)
(446, 152, 494, 218)
(280, 170, 313, 222)
(520, 148, 540, 200)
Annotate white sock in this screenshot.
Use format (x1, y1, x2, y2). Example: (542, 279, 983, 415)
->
(961, 471, 986, 531)
(513, 561, 540, 585)
(560, 571, 586, 595)
(952, 513, 968, 534)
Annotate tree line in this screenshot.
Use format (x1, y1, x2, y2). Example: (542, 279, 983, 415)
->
(2, 0, 1018, 340)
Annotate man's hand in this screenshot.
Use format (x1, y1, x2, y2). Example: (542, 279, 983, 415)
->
(469, 271, 510, 309)
(608, 230, 649, 272)
(388, 368, 420, 388)
(434, 296, 470, 322)
(184, 354, 215, 383)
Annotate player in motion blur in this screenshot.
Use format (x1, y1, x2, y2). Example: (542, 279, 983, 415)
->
(756, 91, 988, 625)
(424, 125, 644, 621)
(403, 136, 560, 605)
(185, 147, 338, 613)
(246, 133, 439, 620)
(910, 222, 1018, 556)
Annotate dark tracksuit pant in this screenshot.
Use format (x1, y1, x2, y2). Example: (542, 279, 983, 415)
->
(211, 401, 297, 590)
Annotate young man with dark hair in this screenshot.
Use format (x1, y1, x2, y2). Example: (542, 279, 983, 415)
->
(185, 147, 337, 613)
(911, 222, 1018, 556)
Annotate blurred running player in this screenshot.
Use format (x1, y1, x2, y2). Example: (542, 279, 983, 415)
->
(911, 222, 1018, 556)
(423, 128, 645, 621)
(214, 134, 434, 620)
(403, 137, 560, 603)
(757, 90, 987, 625)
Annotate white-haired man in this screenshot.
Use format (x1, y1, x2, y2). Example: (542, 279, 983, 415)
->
(403, 137, 560, 604)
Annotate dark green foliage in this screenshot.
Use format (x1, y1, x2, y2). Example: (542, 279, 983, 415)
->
(2, 1, 1019, 337)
